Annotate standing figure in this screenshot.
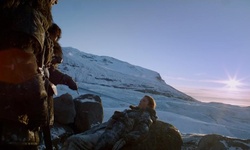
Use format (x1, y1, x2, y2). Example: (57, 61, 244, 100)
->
(47, 23, 78, 95)
(42, 23, 78, 149)
(46, 23, 78, 126)
(0, 0, 57, 149)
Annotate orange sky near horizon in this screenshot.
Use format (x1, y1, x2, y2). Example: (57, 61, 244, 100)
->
(174, 85, 250, 107)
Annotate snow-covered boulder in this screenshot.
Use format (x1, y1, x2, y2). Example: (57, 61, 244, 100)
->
(54, 93, 76, 124)
(74, 94, 103, 133)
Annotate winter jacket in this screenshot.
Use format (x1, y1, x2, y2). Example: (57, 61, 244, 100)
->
(49, 66, 78, 90)
(0, 74, 48, 146)
(121, 106, 157, 144)
(46, 65, 77, 125)
(95, 106, 157, 149)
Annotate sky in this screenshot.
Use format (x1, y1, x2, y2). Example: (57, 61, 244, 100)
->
(52, 0, 250, 106)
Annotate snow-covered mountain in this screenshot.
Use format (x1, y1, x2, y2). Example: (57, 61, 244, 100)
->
(58, 47, 195, 101)
(56, 47, 250, 139)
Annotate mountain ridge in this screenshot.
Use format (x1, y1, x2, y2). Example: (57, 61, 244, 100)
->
(58, 47, 196, 102)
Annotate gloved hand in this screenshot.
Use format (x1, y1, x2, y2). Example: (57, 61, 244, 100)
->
(112, 139, 126, 150)
(63, 75, 78, 90)
(67, 78, 78, 90)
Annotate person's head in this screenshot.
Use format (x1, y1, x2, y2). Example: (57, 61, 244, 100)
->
(138, 95, 156, 109)
(48, 23, 61, 42)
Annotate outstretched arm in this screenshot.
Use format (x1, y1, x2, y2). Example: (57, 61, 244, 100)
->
(49, 66, 78, 90)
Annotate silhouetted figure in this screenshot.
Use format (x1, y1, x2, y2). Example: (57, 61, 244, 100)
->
(0, 0, 57, 149)
(42, 23, 78, 150)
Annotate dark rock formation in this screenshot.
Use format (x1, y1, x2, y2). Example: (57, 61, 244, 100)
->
(123, 120, 183, 150)
(197, 134, 250, 150)
(73, 94, 103, 133)
(180, 134, 250, 150)
(54, 93, 76, 124)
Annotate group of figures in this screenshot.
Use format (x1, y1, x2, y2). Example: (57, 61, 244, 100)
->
(0, 1, 158, 150)
(0, 0, 77, 149)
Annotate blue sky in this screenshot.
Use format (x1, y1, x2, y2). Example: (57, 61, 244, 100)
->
(52, 0, 250, 106)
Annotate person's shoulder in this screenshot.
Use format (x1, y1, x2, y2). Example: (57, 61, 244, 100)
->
(145, 108, 158, 122)
(129, 105, 139, 110)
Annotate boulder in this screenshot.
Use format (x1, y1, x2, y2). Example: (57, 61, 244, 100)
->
(54, 93, 76, 124)
(122, 120, 183, 150)
(74, 94, 103, 133)
(197, 134, 250, 150)
(181, 134, 203, 149)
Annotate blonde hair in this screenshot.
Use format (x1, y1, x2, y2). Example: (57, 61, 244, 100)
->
(144, 95, 156, 109)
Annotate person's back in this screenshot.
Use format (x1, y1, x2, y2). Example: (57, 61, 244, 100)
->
(0, 0, 56, 149)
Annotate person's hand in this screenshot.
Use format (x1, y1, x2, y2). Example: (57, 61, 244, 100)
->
(112, 139, 126, 150)
(63, 75, 78, 90)
(67, 79, 78, 90)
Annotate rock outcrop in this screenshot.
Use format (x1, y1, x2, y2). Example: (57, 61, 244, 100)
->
(181, 134, 250, 150)
(54, 93, 76, 124)
(51, 94, 103, 149)
(197, 134, 250, 150)
(74, 94, 103, 133)
(123, 120, 183, 150)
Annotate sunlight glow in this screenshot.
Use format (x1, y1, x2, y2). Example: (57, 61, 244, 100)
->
(226, 79, 241, 89)
(222, 75, 243, 91)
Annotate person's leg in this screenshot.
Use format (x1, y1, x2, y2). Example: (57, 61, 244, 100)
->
(94, 130, 116, 150)
(62, 129, 104, 150)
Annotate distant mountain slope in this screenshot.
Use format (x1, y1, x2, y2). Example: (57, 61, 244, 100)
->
(58, 47, 195, 101)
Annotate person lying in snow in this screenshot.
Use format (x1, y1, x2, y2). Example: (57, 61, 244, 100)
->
(62, 95, 158, 150)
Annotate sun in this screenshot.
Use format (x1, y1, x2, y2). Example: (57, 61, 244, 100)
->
(223, 76, 243, 91)
(225, 78, 241, 90)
